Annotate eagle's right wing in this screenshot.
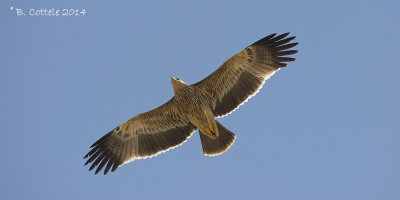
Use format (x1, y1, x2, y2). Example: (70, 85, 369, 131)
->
(84, 98, 196, 175)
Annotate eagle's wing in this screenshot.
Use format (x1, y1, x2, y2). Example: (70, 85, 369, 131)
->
(83, 98, 196, 175)
(194, 33, 298, 117)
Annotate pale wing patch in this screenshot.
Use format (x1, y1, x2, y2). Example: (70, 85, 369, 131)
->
(194, 33, 297, 118)
(84, 98, 197, 175)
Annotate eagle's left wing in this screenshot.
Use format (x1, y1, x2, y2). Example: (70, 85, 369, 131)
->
(194, 33, 298, 117)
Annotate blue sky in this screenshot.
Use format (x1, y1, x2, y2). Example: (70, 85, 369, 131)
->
(1, 0, 399, 199)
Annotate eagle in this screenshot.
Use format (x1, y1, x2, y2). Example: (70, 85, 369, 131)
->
(84, 32, 298, 175)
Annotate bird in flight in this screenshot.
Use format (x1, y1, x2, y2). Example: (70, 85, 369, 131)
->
(84, 32, 298, 175)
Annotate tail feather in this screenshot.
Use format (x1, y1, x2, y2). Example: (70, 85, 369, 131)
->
(199, 121, 236, 156)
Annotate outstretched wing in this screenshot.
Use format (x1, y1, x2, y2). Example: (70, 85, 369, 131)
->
(83, 98, 196, 175)
(194, 33, 298, 117)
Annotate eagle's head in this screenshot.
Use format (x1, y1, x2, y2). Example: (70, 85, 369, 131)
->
(171, 77, 188, 94)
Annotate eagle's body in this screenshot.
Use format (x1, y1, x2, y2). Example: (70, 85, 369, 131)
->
(173, 80, 220, 139)
(84, 33, 298, 175)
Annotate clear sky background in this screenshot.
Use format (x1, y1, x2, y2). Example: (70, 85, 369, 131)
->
(1, 0, 399, 199)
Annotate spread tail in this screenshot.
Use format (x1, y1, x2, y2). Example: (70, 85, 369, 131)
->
(199, 121, 236, 156)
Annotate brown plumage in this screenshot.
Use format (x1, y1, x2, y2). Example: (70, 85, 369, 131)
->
(84, 33, 298, 174)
